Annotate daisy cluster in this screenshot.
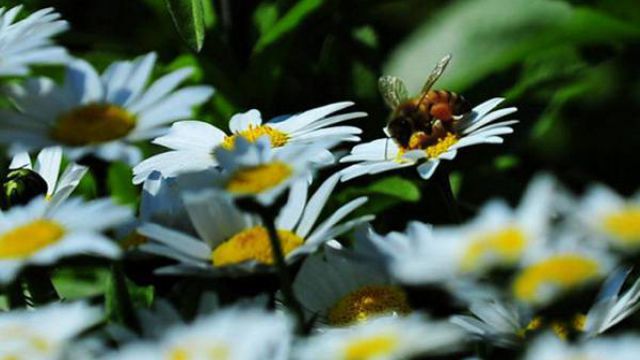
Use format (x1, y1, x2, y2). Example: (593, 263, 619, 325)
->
(0, 5, 639, 360)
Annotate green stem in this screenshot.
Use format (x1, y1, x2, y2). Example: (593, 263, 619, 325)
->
(23, 267, 59, 305)
(435, 169, 461, 223)
(258, 206, 306, 334)
(109, 262, 140, 332)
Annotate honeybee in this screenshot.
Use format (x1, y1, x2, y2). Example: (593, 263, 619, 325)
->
(379, 54, 471, 150)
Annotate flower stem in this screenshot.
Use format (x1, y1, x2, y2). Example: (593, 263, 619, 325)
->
(5, 279, 26, 309)
(108, 262, 140, 332)
(435, 168, 461, 223)
(257, 206, 306, 334)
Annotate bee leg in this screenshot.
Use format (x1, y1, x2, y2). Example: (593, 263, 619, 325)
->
(431, 120, 448, 140)
(408, 131, 429, 150)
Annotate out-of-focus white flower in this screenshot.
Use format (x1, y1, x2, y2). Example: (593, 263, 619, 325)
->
(0, 53, 214, 165)
(524, 333, 640, 360)
(0, 6, 69, 76)
(292, 245, 409, 327)
(7, 146, 87, 208)
(133, 102, 365, 183)
(294, 314, 466, 360)
(0, 196, 131, 283)
(339, 98, 517, 181)
(138, 173, 371, 277)
(0, 302, 102, 360)
(105, 306, 293, 360)
(575, 185, 640, 251)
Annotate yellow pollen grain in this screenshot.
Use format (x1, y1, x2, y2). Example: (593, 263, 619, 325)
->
(211, 226, 303, 267)
(344, 334, 399, 360)
(425, 132, 458, 158)
(328, 285, 411, 326)
(460, 226, 526, 272)
(0, 220, 65, 259)
(52, 103, 136, 146)
(512, 255, 601, 304)
(222, 124, 289, 150)
(226, 162, 292, 195)
(602, 207, 640, 245)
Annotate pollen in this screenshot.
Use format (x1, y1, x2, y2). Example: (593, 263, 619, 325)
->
(602, 207, 640, 245)
(512, 254, 601, 304)
(460, 226, 526, 272)
(0, 219, 65, 259)
(425, 132, 458, 158)
(52, 104, 136, 146)
(343, 334, 399, 360)
(328, 285, 411, 326)
(226, 162, 293, 195)
(222, 124, 289, 150)
(211, 225, 304, 267)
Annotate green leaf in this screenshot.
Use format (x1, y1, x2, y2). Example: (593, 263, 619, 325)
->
(366, 176, 421, 202)
(253, 0, 324, 53)
(165, 0, 207, 52)
(108, 162, 138, 207)
(384, 0, 640, 93)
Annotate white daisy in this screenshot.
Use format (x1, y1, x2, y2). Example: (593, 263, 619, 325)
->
(138, 173, 370, 277)
(132, 101, 365, 183)
(294, 314, 466, 360)
(5, 146, 87, 209)
(510, 241, 616, 307)
(0, 53, 214, 165)
(292, 245, 408, 327)
(0, 196, 131, 284)
(105, 306, 293, 360)
(0, 6, 69, 76)
(574, 184, 640, 251)
(209, 136, 336, 205)
(0, 302, 102, 360)
(339, 98, 517, 181)
(524, 333, 640, 360)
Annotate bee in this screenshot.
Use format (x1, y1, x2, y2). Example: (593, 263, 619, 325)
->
(379, 54, 471, 150)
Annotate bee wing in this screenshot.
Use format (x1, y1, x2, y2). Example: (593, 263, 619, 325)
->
(420, 54, 451, 94)
(378, 75, 409, 109)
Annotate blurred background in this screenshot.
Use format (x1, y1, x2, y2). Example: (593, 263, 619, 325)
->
(11, 0, 640, 229)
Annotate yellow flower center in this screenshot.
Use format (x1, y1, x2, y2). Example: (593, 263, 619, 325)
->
(328, 285, 411, 326)
(0, 220, 65, 259)
(169, 344, 229, 360)
(343, 334, 399, 360)
(121, 231, 148, 250)
(425, 132, 458, 158)
(602, 207, 640, 245)
(512, 255, 601, 304)
(460, 226, 526, 272)
(222, 124, 289, 150)
(0, 326, 52, 358)
(211, 226, 304, 267)
(225, 162, 293, 195)
(52, 104, 136, 146)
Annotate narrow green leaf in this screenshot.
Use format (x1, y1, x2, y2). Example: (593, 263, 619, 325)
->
(253, 0, 324, 53)
(165, 0, 207, 52)
(108, 162, 138, 207)
(367, 176, 421, 202)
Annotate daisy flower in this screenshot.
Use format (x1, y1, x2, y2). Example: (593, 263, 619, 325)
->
(208, 136, 336, 206)
(105, 306, 293, 360)
(524, 333, 640, 360)
(5, 146, 87, 210)
(510, 242, 616, 307)
(574, 184, 640, 252)
(0, 302, 102, 360)
(0, 53, 214, 165)
(0, 6, 69, 76)
(0, 196, 131, 284)
(292, 245, 408, 327)
(132, 101, 365, 183)
(339, 98, 517, 181)
(138, 173, 370, 277)
(293, 314, 466, 360)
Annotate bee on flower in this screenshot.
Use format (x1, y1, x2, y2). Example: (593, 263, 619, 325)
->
(0, 53, 214, 165)
(132, 102, 365, 183)
(0, 6, 69, 76)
